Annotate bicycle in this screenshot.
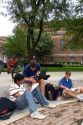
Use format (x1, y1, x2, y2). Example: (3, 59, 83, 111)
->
(11, 63, 24, 79)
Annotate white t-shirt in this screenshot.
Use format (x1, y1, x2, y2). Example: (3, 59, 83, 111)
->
(9, 83, 26, 101)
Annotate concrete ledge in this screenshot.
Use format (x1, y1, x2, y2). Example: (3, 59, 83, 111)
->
(0, 99, 77, 125)
(0, 106, 46, 125)
(0, 80, 82, 125)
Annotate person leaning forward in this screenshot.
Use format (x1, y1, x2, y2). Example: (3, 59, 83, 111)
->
(22, 59, 46, 94)
(9, 73, 56, 120)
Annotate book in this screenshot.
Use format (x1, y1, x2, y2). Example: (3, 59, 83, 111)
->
(31, 83, 39, 92)
(70, 87, 78, 91)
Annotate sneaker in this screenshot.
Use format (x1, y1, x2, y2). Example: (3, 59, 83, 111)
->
(30, 111, 46, 119)
(56, 96, 63, 101)
(77, 95, 83, 102)
(46, 103, 56, 108)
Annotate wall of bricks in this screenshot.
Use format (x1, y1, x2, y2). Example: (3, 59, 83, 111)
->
(51, 35, 83, 63)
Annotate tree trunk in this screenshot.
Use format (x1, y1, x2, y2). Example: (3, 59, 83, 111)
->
(26, 28, 31, 61)
(26, 28, 36, 61)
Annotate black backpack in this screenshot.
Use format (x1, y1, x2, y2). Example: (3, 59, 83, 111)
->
(0, 97, 16, 120)
(45, 83, 60, 100)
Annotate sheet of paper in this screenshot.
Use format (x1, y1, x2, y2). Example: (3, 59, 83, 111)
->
(31, 83, 39, 92)
(70, 87, 78, 91)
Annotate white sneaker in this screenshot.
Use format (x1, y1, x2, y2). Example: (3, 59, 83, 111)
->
(47, 103, 56, 108)
(30, 111, 46, 119)
(56, 96, 63, 101)
(77, 95, 83, 101)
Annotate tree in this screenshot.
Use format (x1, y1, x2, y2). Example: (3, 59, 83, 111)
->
(60, 0, 83, 50)
(36, 32, 54, 61)
(45, 0, 83, 50)
(63, 18, 83, 50)
(3, 27, 54, 60)
(3, 0, 70, 60)
(3, 27, 27, 57)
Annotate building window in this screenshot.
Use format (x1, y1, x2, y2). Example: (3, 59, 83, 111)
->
(60, 57, 64, 62)
(60, 39, 64, 51)
(71, 56, 75, 63)
(81, 57, 83, 64)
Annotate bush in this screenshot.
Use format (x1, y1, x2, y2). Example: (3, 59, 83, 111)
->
(40, 63, 63, 67)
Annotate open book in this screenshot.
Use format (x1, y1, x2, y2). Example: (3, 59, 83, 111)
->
(70, 87, 78, 92)
(31, 83, 39, 92)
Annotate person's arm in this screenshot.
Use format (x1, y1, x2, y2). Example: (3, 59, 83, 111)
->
(35, 63, 41, 76)
(59, 78, 70, 90)
(22, 64, 30, 77)
(13, 92, 21, 98)
(59, 84, 70, 90)
(36, 71, 40, 76)
(9, 84, 25, 98)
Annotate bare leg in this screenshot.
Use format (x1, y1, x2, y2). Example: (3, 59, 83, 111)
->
(80, 87, 83, 93)
(39, 79, 45, 94)
(64, 90, 77, 98)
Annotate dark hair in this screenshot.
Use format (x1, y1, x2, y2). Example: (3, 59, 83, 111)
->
(14, 73, 25, 83)
(30, 60, 37, 68)
(65, 71, 71, 76)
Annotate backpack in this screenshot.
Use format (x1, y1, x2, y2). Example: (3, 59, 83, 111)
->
(45, 83, 60, 100)
(0, 97, 16, 120)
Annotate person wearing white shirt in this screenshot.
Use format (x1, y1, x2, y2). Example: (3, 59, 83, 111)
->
(9, 73, 56, 119)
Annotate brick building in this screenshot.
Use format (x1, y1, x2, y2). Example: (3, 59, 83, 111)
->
(0, 36, 7, 59)
(51, 30, 83, 64)
(0, 31, 83, 64)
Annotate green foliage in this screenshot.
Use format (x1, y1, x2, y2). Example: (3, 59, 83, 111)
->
(3, 27, 27, 57)
(62, 0, 83, 50)
(63, 18, 83, 50)
(3, 0, 82, 57)
(47, 20, 63, 31)
(36, 32, 54, 58)
(3, 28, 54, 59)
(4, 0, 71, 59)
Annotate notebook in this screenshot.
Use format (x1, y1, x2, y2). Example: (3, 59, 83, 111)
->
(70, 87, 78, 91)
(31, 83, 39, 92)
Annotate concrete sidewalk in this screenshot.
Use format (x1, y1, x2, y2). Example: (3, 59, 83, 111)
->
(0, 72, 83, 125)
(0, 71, 83, 99)
(47, 71, 83, 85)
(0, 71, 83, 86)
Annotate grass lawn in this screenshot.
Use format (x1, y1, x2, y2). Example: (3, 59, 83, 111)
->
(41, 66, 83, 72)
(2, 66, 83, 72)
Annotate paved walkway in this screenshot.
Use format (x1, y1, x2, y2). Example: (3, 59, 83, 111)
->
(9, 101, 83, 125)
(0, 72, 83, 125)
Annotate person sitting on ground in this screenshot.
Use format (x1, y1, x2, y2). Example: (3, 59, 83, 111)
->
(59, 71, 83, 101)
(9, 73, 56, 120)
(22, 59, 50, 94)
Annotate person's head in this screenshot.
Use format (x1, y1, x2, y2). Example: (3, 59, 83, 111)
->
(14, 73, 25, 85)
(30, 59, 37, 71)
(65, 71, 71, 79)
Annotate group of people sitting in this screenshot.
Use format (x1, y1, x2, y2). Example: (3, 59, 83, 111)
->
(9, 59, 83, 120)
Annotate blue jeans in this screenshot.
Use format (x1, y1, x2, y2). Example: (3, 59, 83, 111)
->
(32, 87, 48, 106)
(15, 87, 49, 114)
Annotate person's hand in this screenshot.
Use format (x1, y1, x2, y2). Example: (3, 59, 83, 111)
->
(36, 71, 40, 76)
(65, 88, 70, 91)
(24, 77, 30, 81)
